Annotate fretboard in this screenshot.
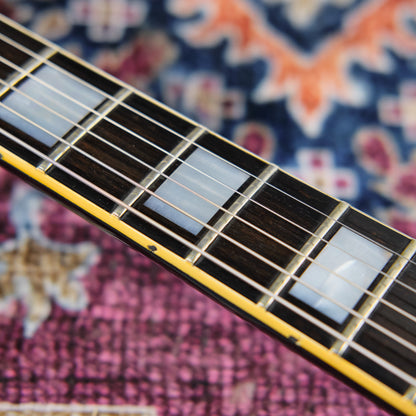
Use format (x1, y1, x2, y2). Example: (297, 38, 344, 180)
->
(1, 14, 416, 415)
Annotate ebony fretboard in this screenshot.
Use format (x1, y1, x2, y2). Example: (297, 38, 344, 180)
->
(1, 15, 416, 415)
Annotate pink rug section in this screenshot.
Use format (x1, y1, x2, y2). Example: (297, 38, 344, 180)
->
(0, 170, 389, 415)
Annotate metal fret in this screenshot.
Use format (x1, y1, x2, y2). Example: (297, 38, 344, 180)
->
(37, 88, 131, 172)
(186, 164, 278, 264)
(0, 46, 55, 98)
(331, 239, 416, 356)
(111, 126, 206, 218)
(258, 201, 350, 309)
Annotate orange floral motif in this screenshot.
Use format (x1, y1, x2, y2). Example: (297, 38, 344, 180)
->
(169, 0, 416, 136)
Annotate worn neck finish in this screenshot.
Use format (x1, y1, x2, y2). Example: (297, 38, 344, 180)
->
(1, 14, 416, 415)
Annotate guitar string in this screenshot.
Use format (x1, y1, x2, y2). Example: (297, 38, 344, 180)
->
(2, 52, 416, 308)
(2, 70, 416, 368)
(2, 55, 416, 321)
(2, 34, 416, 301)
(2, 74, 416, 318)
(3, 75, 416, 332)
(1, 55, 416, 335)
(2, 29, 415, 273)
(1, 125, 415, 389)
(2, 100, 416, 362)
(2, 21, 416, 356)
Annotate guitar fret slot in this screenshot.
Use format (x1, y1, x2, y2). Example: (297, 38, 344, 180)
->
(37, 88, 131, 172)
(112, 126, 206, 218)
(331, 240, 416, 356)
(186, 164, 278, 264)
(0, 46, 56, 98)
(259, 201, 350, 309)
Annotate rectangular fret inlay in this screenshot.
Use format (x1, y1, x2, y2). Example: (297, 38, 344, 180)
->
(0, 64, 104, 147)
(122, 131, 267, 258)
(144, 147, 250, 234)
(289, 226, 392, 324)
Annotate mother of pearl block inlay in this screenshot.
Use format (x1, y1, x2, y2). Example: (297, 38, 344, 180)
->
(0, 65, 104, 147)
(289, 226, 392, 324)
(144, 148, 250, 234)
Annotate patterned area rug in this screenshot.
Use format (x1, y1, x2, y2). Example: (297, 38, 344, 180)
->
(2, 0, 416, 414)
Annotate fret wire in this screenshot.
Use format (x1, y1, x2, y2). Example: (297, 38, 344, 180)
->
(2, 30, 416, 278)
(1, 126, 416, 390)
(2, 75, 416, 331)
(2, 84, 416, 331)
(3, 57, 416, 308)
(2, 102, 416, 363)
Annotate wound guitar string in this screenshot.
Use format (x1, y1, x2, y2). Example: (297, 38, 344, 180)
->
(0, 17, 415, 391)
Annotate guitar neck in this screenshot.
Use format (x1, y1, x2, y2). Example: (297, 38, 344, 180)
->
(1, 14, 416, 415)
